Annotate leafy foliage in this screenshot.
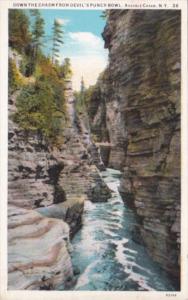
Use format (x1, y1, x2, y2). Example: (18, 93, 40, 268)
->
(14, 74, 66, 144)
(36, 56, 67, 115)
(9, 10, 31, 54)
(30, 10, 45, 47)
(8, 59, 24, 93)
(9, 9, 73, 146)
(8, 10, 45, 77)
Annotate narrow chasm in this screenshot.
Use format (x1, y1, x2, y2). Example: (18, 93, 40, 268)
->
(8, 9, 180, 292)
(63, 168, 178, 291)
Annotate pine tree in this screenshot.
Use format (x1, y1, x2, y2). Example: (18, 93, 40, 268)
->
(30, 10, 45, 61)
(51, 19, 64, 64)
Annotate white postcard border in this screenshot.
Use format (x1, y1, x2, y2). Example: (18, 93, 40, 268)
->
(0, 0, 187, 299)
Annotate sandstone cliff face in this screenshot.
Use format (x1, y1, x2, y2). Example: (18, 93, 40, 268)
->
(91, 10, 181, 278)
(8, 206, 73, 290)
(8, 76, 111, 289)
(8, 94, 74, 289)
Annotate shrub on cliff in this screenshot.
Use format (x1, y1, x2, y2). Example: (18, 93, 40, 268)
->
(35, 56, 66, 113)
(9, 9, 70, 146)
(13, 72, 66, 145)
(8, 59, 24, 93)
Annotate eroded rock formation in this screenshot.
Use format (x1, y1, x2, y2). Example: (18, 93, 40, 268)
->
(8, 77, 111, 289)
(89, 10, 181, 279)
(8, 206, 73, 290)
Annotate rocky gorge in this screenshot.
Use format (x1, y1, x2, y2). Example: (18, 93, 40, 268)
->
(88, 10, 181, 281)
(8, 78, 111, 290)
(8, 8, 181, 291)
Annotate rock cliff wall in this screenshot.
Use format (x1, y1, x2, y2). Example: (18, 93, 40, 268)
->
(8, 92, 74, 289)
(87, 74, 110, 144)
(90, 10, 181, 279)
(8, 75, 111, 289)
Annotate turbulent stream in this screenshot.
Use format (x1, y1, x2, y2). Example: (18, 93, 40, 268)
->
(68, 168, 176, 291)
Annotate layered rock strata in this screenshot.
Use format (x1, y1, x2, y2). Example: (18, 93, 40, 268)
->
(8, 206, 73, 290)
(8, 76, 111, 289)
(90, 10, 181, 279)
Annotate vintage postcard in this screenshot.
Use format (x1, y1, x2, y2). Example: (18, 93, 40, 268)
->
(0, 0, 187, 299)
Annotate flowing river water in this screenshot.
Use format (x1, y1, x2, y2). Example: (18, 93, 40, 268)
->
(68, 168, 176, 291)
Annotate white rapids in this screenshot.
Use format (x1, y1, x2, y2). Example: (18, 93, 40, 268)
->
(62, 168, 176, 291)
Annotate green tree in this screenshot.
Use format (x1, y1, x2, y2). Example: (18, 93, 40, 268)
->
(9, 10, 31, 54)
(14, 72, 66, 144)
(51, 19, 64, 64)
(9, 10, 70, 145)
(28, 10, 45, 74)
(30, 10, 45, 55)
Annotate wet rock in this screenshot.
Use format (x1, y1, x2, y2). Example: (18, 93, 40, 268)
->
(104, 10, 180, 278)
(89, 10, 180, 279)
(8, 77, 111, 289)
(90, 180, 111, 202)
(54, 184, 66, 204)
(73, 266, 81, 276)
